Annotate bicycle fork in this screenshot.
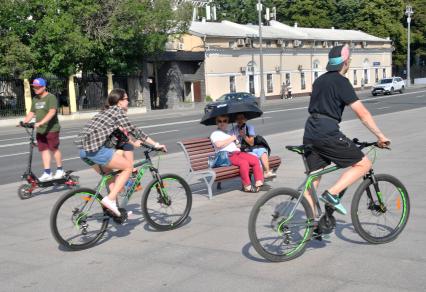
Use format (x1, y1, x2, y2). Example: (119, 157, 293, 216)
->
(150, 167, 171, 206)
(364, 170, 387, 213)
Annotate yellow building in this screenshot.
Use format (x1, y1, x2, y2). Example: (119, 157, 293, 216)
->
(162, 19, 392, 102)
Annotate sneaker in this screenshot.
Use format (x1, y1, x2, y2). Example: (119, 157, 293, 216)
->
(53, 169, 65, 179)
(39, 172, 53, 182)
(320, 191, 347, 215)
(264, 171, 277, 179)
(101, 197, 121, 217)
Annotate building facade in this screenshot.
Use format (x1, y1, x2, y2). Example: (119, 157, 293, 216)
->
(156, 19, 392, 104)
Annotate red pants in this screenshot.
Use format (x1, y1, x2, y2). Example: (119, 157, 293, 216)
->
(229, 151, 264, 186)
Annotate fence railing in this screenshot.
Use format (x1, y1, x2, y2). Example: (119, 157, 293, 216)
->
(0, 74, 149, 118)
(0, 77, 25, 118)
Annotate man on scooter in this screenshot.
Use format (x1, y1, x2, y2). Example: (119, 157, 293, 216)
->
(22, 78, 64, 181)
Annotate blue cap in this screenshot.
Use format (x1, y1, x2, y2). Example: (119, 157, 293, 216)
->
(31, 78, 47, 87)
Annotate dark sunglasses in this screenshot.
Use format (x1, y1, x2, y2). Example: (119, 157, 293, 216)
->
(217, 119, 228, 123)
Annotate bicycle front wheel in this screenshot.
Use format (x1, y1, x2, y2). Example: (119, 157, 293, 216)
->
(141, 173, 192, 231)
(50, 188, 109, 250)
(351, 174, 410, 244)
(248, 188, 314, 262)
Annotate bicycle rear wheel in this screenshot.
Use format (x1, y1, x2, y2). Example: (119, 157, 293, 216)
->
(141, 173, 192, 231)
(50, 188, 109, 250)
(248, 188, 314, 262)
(351, 174, 410, 244)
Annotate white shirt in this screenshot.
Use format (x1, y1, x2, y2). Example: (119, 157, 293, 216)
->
(210, 130, 240, 153)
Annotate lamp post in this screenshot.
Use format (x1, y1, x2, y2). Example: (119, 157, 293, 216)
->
(257, 0, 265, 107)
(405, 5, 413, 87)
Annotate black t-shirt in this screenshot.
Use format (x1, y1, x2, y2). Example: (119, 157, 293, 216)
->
(304, 71, 358, 139)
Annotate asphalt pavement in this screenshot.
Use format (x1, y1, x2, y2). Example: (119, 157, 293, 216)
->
(0, 91, 425, 291)
(0, 87, 425, 185)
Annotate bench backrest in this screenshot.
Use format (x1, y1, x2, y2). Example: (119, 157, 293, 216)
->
(180, 137, 215, 172)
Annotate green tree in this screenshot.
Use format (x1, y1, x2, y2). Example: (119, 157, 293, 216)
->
(408, 0, 426, 66)
(0, 0, 191, 77)
(275, 0, 337, 28)
(0, 33, 34, 78)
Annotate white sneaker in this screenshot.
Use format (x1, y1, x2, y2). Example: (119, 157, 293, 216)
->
(264, 171, 277, 179)
(53, 169, 65, 179)
(39, 172, 53, 182)
(101, 197, 121, 217)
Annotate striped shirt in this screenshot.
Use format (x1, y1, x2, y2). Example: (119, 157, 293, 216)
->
(75, 106, 148, 152)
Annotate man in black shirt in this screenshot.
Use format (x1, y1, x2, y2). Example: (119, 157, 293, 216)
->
(303, 45, 390, 215)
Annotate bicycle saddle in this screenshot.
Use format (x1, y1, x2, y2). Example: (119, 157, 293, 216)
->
(285, 145, 312, 155)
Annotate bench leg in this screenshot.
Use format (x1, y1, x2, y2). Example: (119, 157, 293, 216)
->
(203, 176, 214, 200)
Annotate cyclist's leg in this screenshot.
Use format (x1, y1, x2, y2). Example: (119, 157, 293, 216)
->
(328, 156, 371, 195)
(104, 152, 133, 202)
(304, 177, 321, 217)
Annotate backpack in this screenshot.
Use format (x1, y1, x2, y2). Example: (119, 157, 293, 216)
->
(240, 126, 271, 156)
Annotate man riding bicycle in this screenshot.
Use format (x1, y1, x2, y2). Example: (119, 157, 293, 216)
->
(303, 45, 390, 215)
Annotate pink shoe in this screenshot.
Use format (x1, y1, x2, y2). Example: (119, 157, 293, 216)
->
(101, 197, 121, 217)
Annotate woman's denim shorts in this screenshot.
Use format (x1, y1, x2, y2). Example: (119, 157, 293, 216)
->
(79, 146, 115, 166)
(249, 147, 268, 158)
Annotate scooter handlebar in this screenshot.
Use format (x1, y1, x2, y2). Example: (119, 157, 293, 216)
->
(20, 121, 35, 129)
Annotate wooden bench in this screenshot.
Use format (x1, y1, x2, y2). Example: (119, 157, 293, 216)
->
(177, 137, 282, 199)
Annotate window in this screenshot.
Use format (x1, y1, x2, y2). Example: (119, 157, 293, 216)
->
(383, 68, 386, 78)
(229, 76, 236, 93)
(375, 68, 379, 83)
(301, 72, 306, 90)
(314, 71, 319, 80)
(364, 69, 369, 84)
(249, 75, 255, 94)
(267, 74, 273, 93)
(353, 70, 357, 85)
(229, 41, 235, 48)
(266, 40, 272, 48)
(285, 73, 291, 85)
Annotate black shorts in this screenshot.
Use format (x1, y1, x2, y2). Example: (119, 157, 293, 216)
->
(303, 134, 364, 172)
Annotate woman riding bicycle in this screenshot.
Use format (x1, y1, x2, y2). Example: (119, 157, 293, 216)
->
(75, 88, 166, 217)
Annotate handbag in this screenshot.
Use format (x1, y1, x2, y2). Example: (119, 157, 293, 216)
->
(208, 151, 231, 168)
(104, 128, 129, 148)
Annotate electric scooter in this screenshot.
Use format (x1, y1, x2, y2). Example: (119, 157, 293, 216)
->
(17, 122, 79, 199)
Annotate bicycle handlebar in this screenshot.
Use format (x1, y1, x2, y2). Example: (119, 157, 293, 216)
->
(353, 138, 390, 150)
(141, 143, 166, 153)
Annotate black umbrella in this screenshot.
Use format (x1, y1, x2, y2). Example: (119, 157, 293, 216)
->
(200, 102, 263, 126)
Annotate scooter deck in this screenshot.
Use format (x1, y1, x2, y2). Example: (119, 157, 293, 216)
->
(38, 177, 69, 188)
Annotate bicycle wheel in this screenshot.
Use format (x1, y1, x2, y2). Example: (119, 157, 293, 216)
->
(248, 188, 314, 262)
(351, 174, 410, 244)
(141, 173, 192, 231)
(50, 188, 109, 250)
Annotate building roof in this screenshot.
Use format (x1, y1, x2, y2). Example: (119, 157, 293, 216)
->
(189, 20, 390, 42)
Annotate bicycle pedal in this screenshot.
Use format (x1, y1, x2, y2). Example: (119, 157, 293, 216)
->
(112, 208, 128, 224)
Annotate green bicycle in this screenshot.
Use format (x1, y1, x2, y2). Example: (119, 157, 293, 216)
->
(50, 145, 192, 250)
(248, 139, 410, 262)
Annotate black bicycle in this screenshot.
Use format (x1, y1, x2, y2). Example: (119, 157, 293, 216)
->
(248, 139, 410, 262)
(50, 145, 192, 250)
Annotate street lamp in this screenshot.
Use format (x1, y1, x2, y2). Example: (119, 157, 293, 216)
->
(257, 0, 265, 107)
(405, 4, 414, 87)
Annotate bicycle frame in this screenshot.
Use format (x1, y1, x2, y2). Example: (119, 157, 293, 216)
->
(283, 165, 385, 223)
(87, 149, 167, 209)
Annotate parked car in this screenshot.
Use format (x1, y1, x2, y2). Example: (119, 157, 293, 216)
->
(204, 92, 258, 113)
(371, 77, 405, 96)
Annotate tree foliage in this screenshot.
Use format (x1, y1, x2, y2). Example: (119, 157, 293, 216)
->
(0, 0, 191, 77)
